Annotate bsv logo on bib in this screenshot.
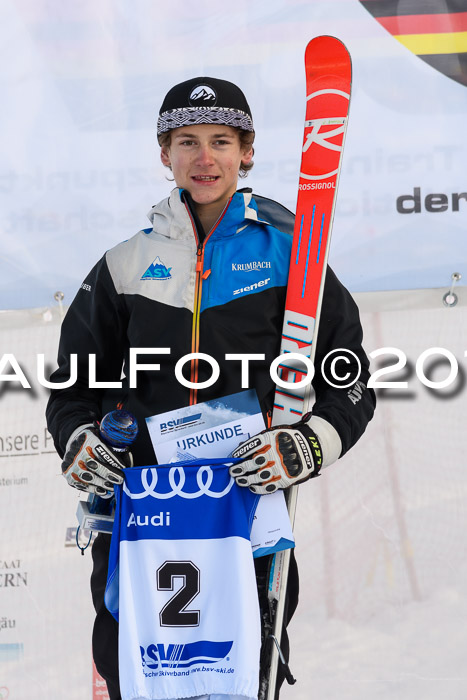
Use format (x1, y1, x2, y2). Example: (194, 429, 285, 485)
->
(140, 640, 233, 670)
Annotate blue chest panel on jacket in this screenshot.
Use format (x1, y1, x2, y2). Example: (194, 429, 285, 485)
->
(200, 197, 292, 312)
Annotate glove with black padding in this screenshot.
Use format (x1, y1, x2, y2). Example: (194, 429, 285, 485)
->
(61, 424, 132, 498)
(230, 418, 322, 494)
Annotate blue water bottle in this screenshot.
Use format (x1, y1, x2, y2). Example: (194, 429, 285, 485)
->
(88, 408, 139, 515)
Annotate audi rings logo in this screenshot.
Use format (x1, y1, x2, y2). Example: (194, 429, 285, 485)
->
(123, 466, 234, 500)
(300, 88, 349, 181)
(0, 687, 9, 700)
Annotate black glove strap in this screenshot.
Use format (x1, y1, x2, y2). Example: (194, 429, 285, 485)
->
(293, 415, 323, 474)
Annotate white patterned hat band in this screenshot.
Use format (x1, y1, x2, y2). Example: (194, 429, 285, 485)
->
(158, 106, 254, 135)
(157, 76, 254, 136)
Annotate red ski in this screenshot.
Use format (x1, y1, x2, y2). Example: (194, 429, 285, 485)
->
(273, 35, 352, 424)
(263, 36, 352, 700)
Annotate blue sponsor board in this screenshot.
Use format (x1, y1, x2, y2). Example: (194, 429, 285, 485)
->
(0, 643, 23, 661)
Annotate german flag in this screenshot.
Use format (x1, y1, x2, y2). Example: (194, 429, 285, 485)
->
(359, 0, 467, 86)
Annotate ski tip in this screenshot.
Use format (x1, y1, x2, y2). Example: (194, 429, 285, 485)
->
(304, 35, 352, 82)
(305, 35, 349, 51)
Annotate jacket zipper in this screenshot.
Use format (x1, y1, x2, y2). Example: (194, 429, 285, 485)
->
(185, 198, 232, 405)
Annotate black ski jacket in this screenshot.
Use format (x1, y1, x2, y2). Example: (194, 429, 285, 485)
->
(46, 188, 375, 465)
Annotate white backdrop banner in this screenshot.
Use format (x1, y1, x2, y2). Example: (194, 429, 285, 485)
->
(0, 308, 103, 699)
(1, 0, 466, 310)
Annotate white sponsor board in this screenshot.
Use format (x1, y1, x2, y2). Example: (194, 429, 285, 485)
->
(0, 309, 95, 699)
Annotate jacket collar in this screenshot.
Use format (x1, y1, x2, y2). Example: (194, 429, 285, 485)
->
(146, 188, 268, 241)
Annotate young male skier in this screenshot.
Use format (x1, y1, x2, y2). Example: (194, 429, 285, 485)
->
(46, 76, 375, 699)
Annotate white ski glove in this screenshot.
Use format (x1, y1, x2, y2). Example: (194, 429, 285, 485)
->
(230, 416, 323, 494)
(61, 424, 132, 498)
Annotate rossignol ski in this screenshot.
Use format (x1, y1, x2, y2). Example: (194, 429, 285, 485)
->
(260, 36, 352, 700)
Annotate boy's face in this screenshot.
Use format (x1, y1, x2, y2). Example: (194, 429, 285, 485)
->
(160, 124, 253, 212)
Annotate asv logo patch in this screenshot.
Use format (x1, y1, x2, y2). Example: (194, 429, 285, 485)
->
(141, 256, 172, 281)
